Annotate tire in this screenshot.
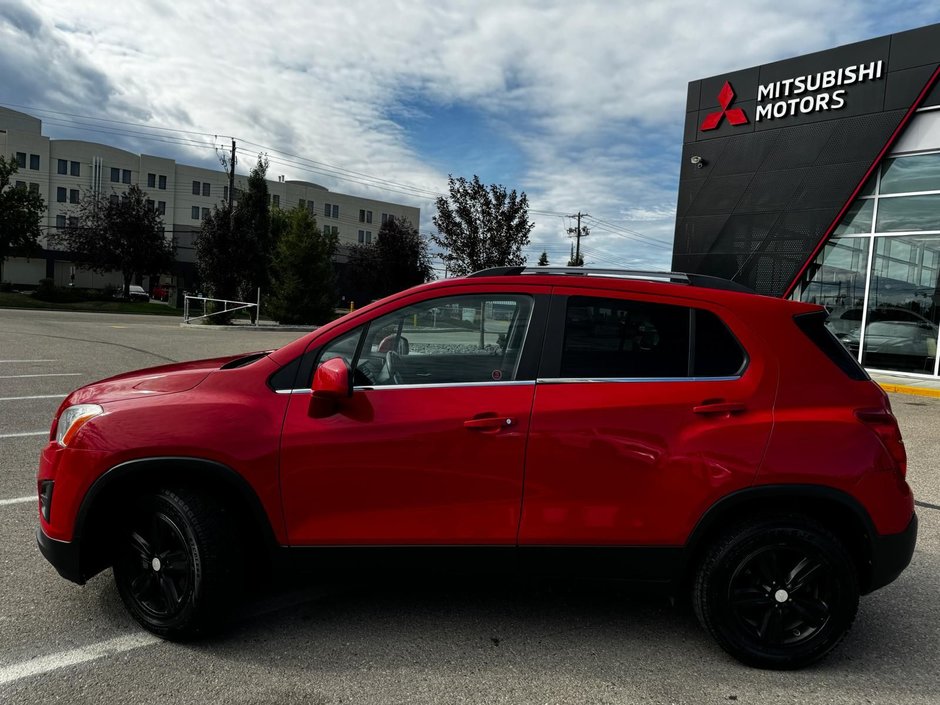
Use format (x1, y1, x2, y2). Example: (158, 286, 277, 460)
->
(692, 515, 859, 670)
(113, 487, 240, 640)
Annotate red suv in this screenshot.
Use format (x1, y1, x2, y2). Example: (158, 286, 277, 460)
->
(36, 267, 916, 669)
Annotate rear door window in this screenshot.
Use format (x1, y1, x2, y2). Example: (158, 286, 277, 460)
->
(557, 296, 746, 379)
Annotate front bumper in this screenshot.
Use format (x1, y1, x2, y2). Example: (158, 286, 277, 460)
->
(866, 511, 917, 593)
(36, 525, 85, 585)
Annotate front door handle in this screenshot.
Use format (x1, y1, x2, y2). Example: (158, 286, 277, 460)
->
(464, 415, 515, 430)
(692, 401, 746, 415)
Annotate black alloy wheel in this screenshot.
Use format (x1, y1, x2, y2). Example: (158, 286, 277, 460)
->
(726, 544, 834, 648)
(122, 509, 194, 621)
(113, 488, 238, 639)
(693, 516, 859, 670)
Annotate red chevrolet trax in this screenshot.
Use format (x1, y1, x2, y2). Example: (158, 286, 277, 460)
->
(36, 268, 917, 669)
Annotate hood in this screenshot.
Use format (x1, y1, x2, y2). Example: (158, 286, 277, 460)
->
(67, 352, 266, 405)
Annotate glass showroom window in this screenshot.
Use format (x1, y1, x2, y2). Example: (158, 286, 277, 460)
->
(794, 149, 940, 377)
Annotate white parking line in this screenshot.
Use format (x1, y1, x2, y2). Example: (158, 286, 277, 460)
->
(0, 360, 57, 363)
(0, 496, 34, 506)
(0, 633, 161, 686)
(0, 431, 48, 439)
(0, 394, 67, 402)
(0, 373, 81, 379)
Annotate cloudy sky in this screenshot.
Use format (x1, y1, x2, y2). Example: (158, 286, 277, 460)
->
(3, 0, 940, 272)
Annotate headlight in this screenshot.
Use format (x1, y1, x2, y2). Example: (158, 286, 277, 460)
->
(55, 404, 103, 446)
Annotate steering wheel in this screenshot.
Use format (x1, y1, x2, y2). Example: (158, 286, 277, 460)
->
(385, 351, 404, 385)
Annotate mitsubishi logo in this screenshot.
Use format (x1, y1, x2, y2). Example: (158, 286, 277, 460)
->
(700, 81, 749, 131)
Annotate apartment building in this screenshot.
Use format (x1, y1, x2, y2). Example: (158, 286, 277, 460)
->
(0, 107, 420, 296)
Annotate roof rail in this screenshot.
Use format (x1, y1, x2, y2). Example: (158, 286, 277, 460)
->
(465, 266, 755, 293)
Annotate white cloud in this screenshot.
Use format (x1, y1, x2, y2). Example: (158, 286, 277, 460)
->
(7, 0, 940, 268)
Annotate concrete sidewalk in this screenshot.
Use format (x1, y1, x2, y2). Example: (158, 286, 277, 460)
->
(872, 372, 940, 399)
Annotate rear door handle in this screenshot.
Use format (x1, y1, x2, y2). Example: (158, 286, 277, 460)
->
(692, 401, 746, 415)
(464, 416, 515, 430)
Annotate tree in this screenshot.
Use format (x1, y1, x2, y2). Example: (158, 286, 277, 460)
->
(195, 155, 272, 322)
(431, 174, 533, 277)
(233, 155, 271, 306)
(0, 155, 45, 282)
(52, 184, 174, 298)
(567, 243, 584, 267)
(537, 251, 549, 266)
(266, 205, 337, 325)
(195, 201, 240, 304)
(347, 216, 433, 301)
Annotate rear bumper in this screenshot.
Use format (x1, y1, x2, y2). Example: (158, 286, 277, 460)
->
(36, 526, 84, 585)
(867, 512, 917, 593)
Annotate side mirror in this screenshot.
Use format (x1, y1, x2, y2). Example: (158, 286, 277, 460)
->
(312, 357, 352, 399)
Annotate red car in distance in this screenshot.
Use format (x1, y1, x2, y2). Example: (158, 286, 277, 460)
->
(37, 267, 916, 669)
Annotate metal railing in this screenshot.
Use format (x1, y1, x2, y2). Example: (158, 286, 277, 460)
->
(183, 290, 261, 325)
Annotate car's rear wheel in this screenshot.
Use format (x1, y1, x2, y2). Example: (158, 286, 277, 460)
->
(113, 487, 239, 640)
(693, 515, 858, 669)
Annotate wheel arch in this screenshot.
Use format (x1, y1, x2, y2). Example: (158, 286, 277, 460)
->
(683, 484, 878, 594)
(75, 456, 280, 582)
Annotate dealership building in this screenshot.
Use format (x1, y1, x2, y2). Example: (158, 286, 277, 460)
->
(0, 106, 419, 298)
(675, 22, 940, 378)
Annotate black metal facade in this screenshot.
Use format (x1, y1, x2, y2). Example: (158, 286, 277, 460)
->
(673, 24, 940, 296)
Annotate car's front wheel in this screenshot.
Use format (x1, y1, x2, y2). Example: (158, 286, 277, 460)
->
(113, 487, 239, 640)
(693, 515, 859, 669)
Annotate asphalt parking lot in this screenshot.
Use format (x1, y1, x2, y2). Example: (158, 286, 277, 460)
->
(1, 307, 938, 704)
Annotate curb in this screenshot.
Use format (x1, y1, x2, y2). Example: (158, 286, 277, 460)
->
(878, 382, 940, 399)
(179, 322, 317, 332)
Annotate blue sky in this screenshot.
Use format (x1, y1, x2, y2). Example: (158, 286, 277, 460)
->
(2, 0, 940, 272)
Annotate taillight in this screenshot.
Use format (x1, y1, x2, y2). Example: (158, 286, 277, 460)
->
(856, 408, 907, 477)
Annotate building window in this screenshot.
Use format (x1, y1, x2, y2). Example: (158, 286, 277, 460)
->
(381, 213, 394, 225)
(367, 210, 373, 224)
(147, 199, 155, 211)
(272, 194, 280, 208)
(110, 167, 120, 183)
(158, 175, 167, 190)
(28, 154, 39, 170)
(122, 169, 131, 184)
(57, 159, 68, 175)
(332, 204, 339, 219)
(202, 182, 210, 197)
(69, 189, 79, 204)
(71, 161, 80, 177)
(366, 231, 372, 244)
(157, 201, 166, 216)
(192, 206, 200, 220)
(29, 182, 39, 194)
(358, 229, 365, 243)
(324, 225, 339, 237)
(359, 209, 366, 223)
(15, 152, 26, 169)
(324, 203, 332, 218)
(56, 214, 66, 228)
(110, 194, 120, 206)
(57, 187, 66, 203)
(15, 180, 25, 189)
(299, 198, 306, 209)
(147, 173, 156, 188)
(202, 207, 210, 219)
(191, 181, 200, 195)
(307, 201, 316, 215)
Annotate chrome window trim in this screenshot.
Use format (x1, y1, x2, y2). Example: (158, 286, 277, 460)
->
(276, 380, 537, 395)
(536, 376, 742, 384)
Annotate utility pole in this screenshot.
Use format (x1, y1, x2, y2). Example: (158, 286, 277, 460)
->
(227, 139, 236, 211)
(567, 211, 590, 265)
